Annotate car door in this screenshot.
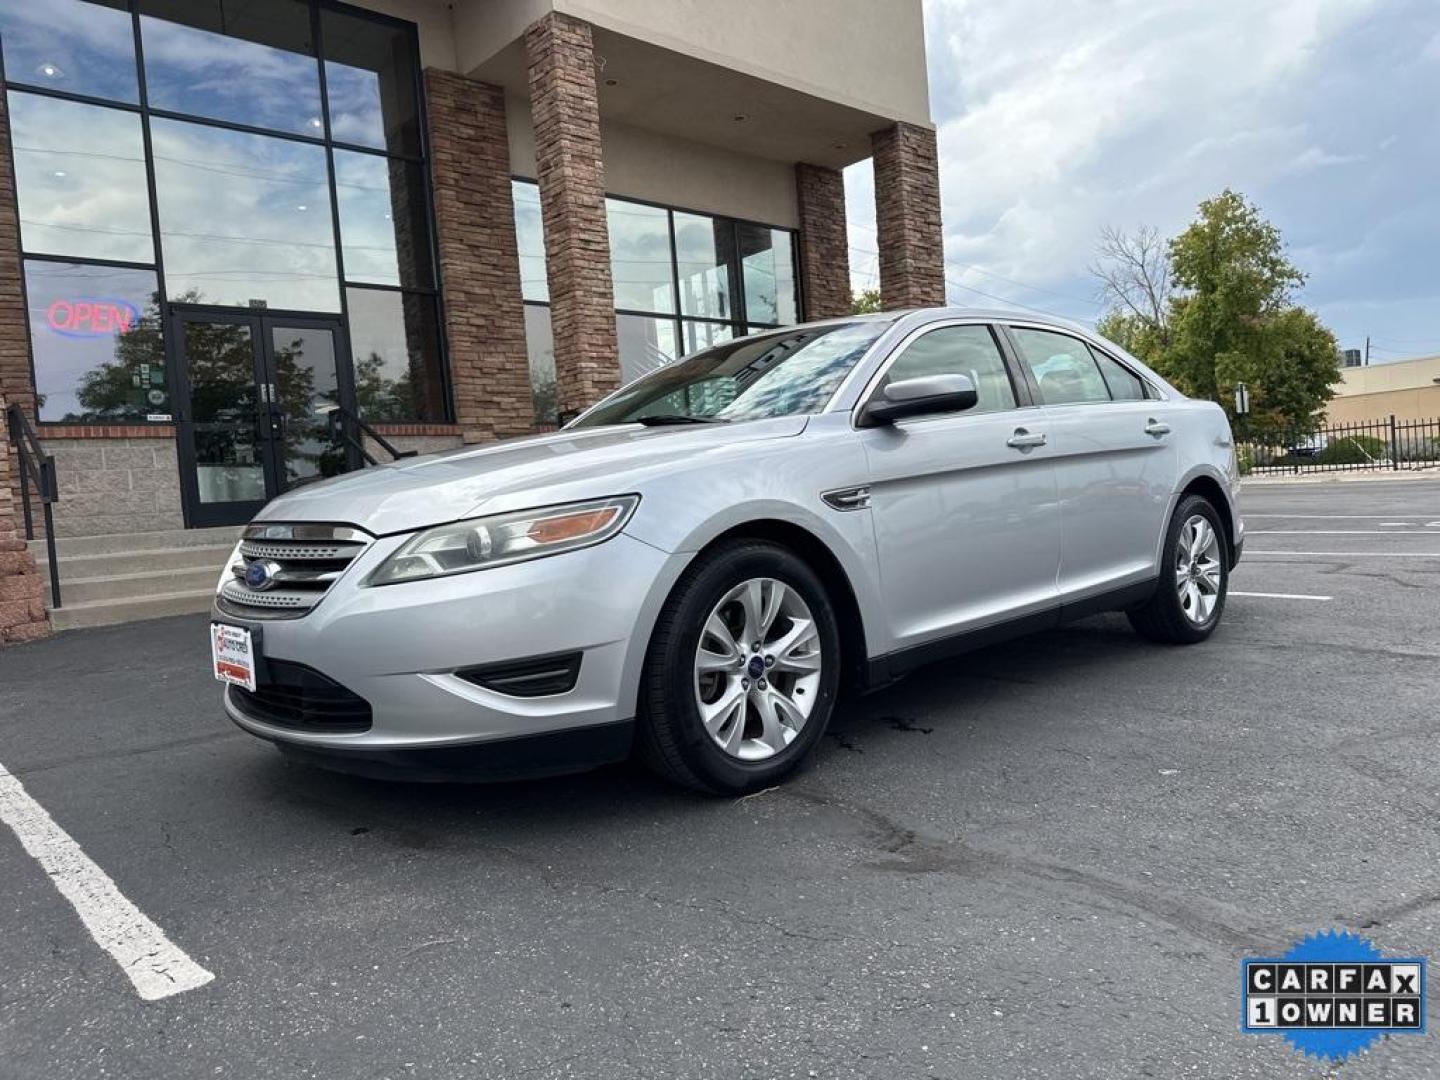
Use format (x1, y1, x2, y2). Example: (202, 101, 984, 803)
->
(1004, 324, 1179, 600)
(857, 321, 1062, 654)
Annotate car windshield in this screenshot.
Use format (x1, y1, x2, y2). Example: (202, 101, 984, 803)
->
(570, 321, 890, 428)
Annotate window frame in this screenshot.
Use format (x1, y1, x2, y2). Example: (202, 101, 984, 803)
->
(852, 319, 1035, 429)
(0, 0, 449, 427)
(1000, 323, 1160, 409)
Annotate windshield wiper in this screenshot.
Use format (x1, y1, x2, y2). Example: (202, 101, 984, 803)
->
(632, 414, 727, 426)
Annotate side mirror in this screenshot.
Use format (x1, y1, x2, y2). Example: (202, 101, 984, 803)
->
(859, 373, 979, 428)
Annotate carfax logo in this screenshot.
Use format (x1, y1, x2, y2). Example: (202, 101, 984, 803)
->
(1242, 929, 1427, 1062)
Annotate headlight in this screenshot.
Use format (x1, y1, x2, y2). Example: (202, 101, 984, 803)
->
(366, 495, 639, 586)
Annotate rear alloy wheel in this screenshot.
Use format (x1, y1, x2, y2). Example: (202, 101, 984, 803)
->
(1128, 494, 1229, 644)
(638, 541, 841, 793)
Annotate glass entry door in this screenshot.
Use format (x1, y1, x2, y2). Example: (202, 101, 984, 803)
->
(173, 310, 353, 527)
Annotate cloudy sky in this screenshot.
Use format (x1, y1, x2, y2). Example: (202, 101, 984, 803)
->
(845, 0, 1440, 364)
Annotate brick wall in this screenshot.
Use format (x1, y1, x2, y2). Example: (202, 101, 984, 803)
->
(525, 12, 620, 415)
(795, 164, 851, 319)
(423, 70, 534, 444)
(871, 122, 946, 310)
(0, 391, 49, 644)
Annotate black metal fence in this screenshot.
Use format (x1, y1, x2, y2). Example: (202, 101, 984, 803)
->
(1237, 414, 1440, 476)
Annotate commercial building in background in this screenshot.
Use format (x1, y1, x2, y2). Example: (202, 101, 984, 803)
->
(0, 0, 941, 638)
(1326, 354, 1440, 425)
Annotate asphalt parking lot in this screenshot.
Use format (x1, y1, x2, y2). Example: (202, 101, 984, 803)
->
(2, 477, 1438, 1079)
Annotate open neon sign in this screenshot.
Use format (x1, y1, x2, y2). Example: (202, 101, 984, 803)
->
(46, 297, 139, 338)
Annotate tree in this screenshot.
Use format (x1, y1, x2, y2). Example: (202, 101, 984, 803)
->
(852, 288, 883, 315)
(1090, 224, 1171, 360)
(1091, 190, 1340, 436)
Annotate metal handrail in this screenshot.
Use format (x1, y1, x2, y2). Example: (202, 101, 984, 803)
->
(4, 403, 60, 608)
(324, 405, 419, 467)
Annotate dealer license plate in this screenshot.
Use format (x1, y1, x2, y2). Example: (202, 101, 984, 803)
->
(211, 623, 257, 692)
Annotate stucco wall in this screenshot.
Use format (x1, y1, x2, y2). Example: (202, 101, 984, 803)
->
(506, 95, 798, 228)
(1326, 388, 1440, 425)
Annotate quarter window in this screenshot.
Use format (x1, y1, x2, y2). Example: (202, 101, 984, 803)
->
(1009, 327, 1111, 406)
(1089, 347, 1149, 401)
(882, 325, 1017, 414)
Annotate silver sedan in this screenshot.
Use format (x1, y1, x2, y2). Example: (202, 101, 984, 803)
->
(212, 308, 1242, 793)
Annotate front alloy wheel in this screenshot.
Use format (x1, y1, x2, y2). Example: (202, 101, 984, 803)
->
(694, 578, 823, 761)
(638, 541, 841, 793)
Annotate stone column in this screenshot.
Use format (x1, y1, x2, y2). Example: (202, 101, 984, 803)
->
(524, 12, 619, 414)
(794, 163, 852, 319)
(0, 90, 39, 517)
(423, 70, 534, 443)
(0, 391, 50, 645)
(871, 122, 946, 309)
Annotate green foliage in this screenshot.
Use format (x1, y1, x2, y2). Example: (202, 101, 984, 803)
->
(852, 288, 883, 315)
(1317, 434, 1387, 465)
(1093, 190, 1340, 439)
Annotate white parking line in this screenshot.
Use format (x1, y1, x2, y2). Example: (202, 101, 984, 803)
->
(1230, 591, 1332, 601)
(1245, 514, 1440, 519)
(0, 762, 214, 1001)
(1249, 530, 1432, 535)
(1245, 550, 1440, 558)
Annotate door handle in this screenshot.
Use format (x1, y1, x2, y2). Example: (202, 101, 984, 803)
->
(1006, 428, 1047, 449)
(1144, 419, 1171, 437)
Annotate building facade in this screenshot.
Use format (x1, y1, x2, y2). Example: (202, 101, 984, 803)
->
(0, 0, 940, 638)
(1326, 354, 1440, 425)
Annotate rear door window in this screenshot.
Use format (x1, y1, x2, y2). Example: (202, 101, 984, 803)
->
(1009, 327, 1111, 406)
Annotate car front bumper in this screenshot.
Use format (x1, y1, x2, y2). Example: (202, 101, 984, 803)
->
(217, 530, 687, 765)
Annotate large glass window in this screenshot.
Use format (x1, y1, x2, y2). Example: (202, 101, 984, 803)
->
(334, 151, 431, 289)
(514, 180, 801, 424)
(3, 0, 442, 426)
(607, 199, 674, 314)
(321, 5, 420, 156)
(138, 0, 322, 136)
(345, 286, 444, 422)
(8, 92, 153, 263)
(152, 117, 338, 310)
(25, 260, 164, 423)
(0, 0, 138, 103)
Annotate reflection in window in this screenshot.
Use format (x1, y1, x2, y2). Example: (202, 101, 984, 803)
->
(1090, 347, 1148, 400)
(739, 224, 797, 326)
(152, 117, 338, 311)
(607, 200, 673, 314)
(334, 151, 430, 288)
(346, 287, 445, 422)
(0, 0, 138, 103)
(8, 92, 153, 263)
(513, 181, 548, 302)
(882, 325, 1016, 414)
(25, 260, 164, 423)
(682, 319, 733, 355)
(321, 5, 420, 155)
(523, 305, 557, 427)
(674, 212, 734, 320)
(139, 0, 322, 136)
(617, 313, 677, 384)
(1010, 327, 1111, 405)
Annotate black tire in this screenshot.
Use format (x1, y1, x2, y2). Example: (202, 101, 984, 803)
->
(1128, 494, 1229, 644)
(636, 540, 842, 794)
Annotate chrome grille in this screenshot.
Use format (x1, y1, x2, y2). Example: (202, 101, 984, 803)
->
(217, 524, 372, 620)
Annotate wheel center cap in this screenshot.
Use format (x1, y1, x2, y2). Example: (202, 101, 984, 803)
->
(746, 655, 766, 679)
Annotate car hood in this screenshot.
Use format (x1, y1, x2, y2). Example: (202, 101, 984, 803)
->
(252, 417, 809, 535)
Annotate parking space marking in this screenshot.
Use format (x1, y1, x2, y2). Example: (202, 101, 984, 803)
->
(0, 761, 214, 1001)
(1244, 514, 1440, 519)
(1245, 550, 1440, 558)
(1250, 530, 1432, 535)
(1230, 591, 1332, 601)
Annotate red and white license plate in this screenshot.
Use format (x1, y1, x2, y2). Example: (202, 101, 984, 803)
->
(211, 623, 256, 692)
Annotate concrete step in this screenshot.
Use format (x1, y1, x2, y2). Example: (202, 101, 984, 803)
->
(37, 544, 234, 584)
(29, 525, 242, 559)
(47, 588, 216, 632)
(55, 566, 221, 605)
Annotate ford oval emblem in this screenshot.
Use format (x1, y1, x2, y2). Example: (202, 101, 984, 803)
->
(244, 560, 278, 591)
